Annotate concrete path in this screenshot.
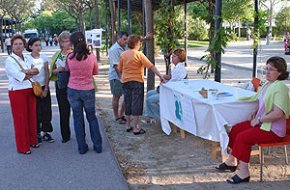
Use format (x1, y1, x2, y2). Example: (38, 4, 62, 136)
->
(0, 45, 128, 190)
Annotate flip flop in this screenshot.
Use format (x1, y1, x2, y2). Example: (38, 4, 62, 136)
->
(126, 127, 133, 132)
(226, 174, 250, 184)
(133, 128, 146, 135)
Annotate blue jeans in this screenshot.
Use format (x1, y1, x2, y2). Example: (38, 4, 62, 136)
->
(144, 90, 160, 119)
(67, 88, 102, 154)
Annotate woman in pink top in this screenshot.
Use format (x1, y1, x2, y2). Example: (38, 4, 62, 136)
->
(66, 31, 102, 154)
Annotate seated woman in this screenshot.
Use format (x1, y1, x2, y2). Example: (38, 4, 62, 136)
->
(143, 48, 187, 123)
(216, 56, 290, 184)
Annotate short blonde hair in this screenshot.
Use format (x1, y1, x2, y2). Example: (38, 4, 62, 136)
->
(173, 48, 186, 62)
(58, 31, 70, 48)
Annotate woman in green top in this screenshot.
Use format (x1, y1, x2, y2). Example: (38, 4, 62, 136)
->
(50, 31, 72, 143)
(216, 56, 290, 184)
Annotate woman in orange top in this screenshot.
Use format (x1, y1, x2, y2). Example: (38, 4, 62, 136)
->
(117, 34, 163, 135)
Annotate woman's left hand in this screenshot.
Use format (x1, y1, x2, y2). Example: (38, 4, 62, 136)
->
(42, 88, 48, 98)
(250, 118, 259, 127)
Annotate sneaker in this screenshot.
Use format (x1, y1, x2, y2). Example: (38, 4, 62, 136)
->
(43, 133, 55, 143)
(37, 133, 42, 144)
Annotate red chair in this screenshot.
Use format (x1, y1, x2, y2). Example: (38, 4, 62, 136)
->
(251, 77, 261, 92)
(258, 118, 290, 181)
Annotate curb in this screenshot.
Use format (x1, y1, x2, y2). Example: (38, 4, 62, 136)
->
(97, 115, 129, 189)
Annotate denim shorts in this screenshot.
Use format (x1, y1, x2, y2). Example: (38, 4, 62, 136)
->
(122, 81, 144, 116)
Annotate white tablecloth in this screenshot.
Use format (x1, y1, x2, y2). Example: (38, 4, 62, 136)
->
(159, 79, 258, 156)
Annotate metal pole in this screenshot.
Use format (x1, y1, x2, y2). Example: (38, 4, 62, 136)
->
(214, 0, 222, 82)
(184, 0, 188, 66)
(117, 0, 121, 35)
(127, 0, 131, 34)
(253, 0, 259, 78)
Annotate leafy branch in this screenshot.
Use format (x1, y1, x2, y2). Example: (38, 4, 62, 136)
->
(198, 27, 232, 78)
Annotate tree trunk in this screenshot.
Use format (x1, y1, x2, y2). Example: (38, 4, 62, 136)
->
(144, 0, 155, 91)
(208, 0, 215, 74)
(94, 0, 100, 61)
(79, 10, 86, 35)
(0, 16, 4, 53)
(109, 0, 117, 44)
(266, 2, 273, 45)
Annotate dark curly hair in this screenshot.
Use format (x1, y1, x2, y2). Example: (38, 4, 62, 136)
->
(26, 37, 40, 52)
(69, 31, 90, 61)
(266, 56, 289, 80)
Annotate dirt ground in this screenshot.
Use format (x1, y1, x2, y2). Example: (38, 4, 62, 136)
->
(95, 55, 290, 190)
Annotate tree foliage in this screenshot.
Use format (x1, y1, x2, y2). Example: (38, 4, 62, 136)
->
(154, 0, 182, 74)
(222, 0, 253, 23)
(275, 6, 290, 35)
(27, 10, 76, 36)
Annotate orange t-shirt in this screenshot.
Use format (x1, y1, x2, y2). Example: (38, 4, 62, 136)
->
(118, 49, 153, 83)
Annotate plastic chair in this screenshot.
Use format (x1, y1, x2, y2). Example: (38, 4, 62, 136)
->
(258, 118, 290, 181)
(251, 77, 261, 92)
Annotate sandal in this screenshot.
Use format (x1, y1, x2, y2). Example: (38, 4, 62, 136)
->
(30, 144, 40, 148)
(120, 116, 127, 122)
(226, 174, 250, 184)
(133, 128, 146, 135)
(215, 162, 237, 172)
(126, 127, 133, 132)
(116, 117, 126, 124)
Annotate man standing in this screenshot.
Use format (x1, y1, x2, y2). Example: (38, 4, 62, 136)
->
(5, 36, 11, 55)
(108, 32, 128, 124)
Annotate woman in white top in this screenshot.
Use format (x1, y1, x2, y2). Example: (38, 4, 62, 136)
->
(26, 38, 54, 144)
(143, 48, 187, 123)
(5, 35, 39, 154)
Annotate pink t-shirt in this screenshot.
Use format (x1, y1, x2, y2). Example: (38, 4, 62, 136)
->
(67, 53, 99, 90)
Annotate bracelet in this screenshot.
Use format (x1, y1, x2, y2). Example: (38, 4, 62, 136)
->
(258, 116, 262, 125)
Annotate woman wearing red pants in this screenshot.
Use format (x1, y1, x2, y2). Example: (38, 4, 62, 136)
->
(5, 35, 39, 154)
(216, 56, 290, 184)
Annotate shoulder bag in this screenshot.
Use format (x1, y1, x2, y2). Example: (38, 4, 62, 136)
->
(10, 56, 43, 96)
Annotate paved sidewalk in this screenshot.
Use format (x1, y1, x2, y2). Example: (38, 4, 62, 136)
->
(0, 46, 128, 190)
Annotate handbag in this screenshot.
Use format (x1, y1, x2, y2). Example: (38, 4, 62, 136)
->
(10, 56, 43, 96)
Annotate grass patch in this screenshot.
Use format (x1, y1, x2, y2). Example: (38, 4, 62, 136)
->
(177, 40, 209, 48)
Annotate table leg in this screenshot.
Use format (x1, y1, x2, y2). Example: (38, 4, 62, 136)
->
(211, 142, 220, 160)
(211, 142, 228, 162)
(180, 129, 186, 139)
(171, 124, 178, 134)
